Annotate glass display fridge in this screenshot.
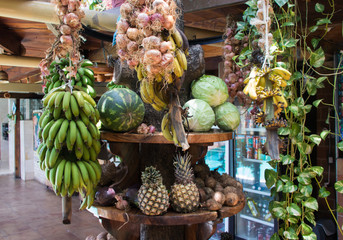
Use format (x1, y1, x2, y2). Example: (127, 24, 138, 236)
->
(203, 107, 277, 239)
(229, 107, 277, 239)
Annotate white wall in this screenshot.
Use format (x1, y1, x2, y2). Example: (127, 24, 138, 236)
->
(0, 99, 10, 174)
(20, 120, 35, 180)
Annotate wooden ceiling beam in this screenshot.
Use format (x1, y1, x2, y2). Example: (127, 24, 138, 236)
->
(0, 22, 23, 55)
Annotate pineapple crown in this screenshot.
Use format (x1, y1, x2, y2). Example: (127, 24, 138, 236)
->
(174, 152, 194, 184)
(141, 166, 163, 186)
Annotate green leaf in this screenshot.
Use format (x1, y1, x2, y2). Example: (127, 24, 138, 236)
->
(315, 3, 325, 12)
(283, 227, 298, 239)
(274, 0, 289, 7)
(305, 211, 316, 225)
(303, 232, 317, 240)
(316, 18, 331, 26)
(278, 127, 290, 136)
(265, 169, 278, 188)
(298, 172, 312, 185)
(234, 32, 245, 40)
(303, 197, 318, 210)
(334, 180, 343, 193)
(304, 105, 312, 113)
(287, 203, 302, 216)
(287, 216, 299, 224)
(292, 71, 302, 80)
(337, 204, 343, 213)
(311, 38, 320, 49)
(294, 192, 305, 202)
(272, 207, 287, 219)
(284, 38, 298, 48)
(309, 25, 318, 33)
(276, 180, 284, 192)
(289, 105, 301, 116)
(271, 233, 281, 240)
(320, 130, 330, 139)
(311, 166, 324, 176)
(299, 183, 313, 197)
(310, 47, 325, 68)
(280, 175, 291, 183)
(283, 181, 298, 193)
(306, 81, 317, 96)
(301, 222, 313, 235)
(313, 99, 323, 107)
(309, 134, 321, 145)
(316, 76, 327, 85)
(282, 22, 295, 27)
(338, 141, 343, 151)
(282, 155, 295, 165)
(319, 187, 330, 198)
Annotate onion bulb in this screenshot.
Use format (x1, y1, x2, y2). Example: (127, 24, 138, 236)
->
(60, 25, 72, 35)
(116, 34, 129, 49)
(61, 0, 69, 6)
(127, 41, 139, 53)
(63, 13, 80, 28)
(60, 35, 73, 46)
(117, 19, 129, 34)
(120, 3, 133, 19)
(142, 36, 161, 50)
(163, 15, 175, 30)
(161, 53, 174, 67)
(137, 12, 150, 28)
(127, 28, 139, 41)
(144, 49, 162, 64)
(68, 0, 80, 12)
(160, 41, 172, 53)
(153, 0, 170, 13)
(146, 64, 162, 75)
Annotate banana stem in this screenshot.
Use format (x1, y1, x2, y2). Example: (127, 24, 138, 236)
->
(170, 90, 189, 151)
(62, 196, 72, 224)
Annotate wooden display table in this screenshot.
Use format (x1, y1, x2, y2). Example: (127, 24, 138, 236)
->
(93, 130, 244, 240)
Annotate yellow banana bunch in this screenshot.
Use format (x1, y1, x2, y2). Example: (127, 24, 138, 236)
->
(161, 112, 181, 147)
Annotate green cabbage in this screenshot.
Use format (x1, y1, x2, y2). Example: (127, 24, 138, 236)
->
(183, 99, 215, 132)
(191, 75, 229, 107)
(214, 102, 240, 131)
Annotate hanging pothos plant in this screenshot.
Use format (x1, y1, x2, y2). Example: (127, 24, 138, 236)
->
(234, 0, 343, 239)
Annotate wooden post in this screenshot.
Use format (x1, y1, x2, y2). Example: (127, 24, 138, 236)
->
(14, 98, 20, 178)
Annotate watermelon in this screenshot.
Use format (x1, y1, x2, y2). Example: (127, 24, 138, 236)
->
(97, 88, 145, 132)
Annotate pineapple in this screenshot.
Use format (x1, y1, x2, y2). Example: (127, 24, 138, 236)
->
(170, 153, 200, 213)
(137, 166, 169, 216)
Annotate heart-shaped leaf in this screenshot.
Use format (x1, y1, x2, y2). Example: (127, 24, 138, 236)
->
(310, 47, 325, 68)
(315, 3, 325, 13)
(313, 99, 323, 107)
(319, 187, 330, 198)
(303, 197, 318, 210)
(287, 203, 302, 216)
(274, 0, 289, 7)
(335, 180, 343, 193)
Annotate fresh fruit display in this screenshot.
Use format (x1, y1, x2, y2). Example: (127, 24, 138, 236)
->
(193, 162, 245, 211)
(137, 166, 169, 216)
(38, 85, 102, 209)
(223, 18, 251, 106)
(182, 99, 215, 132)
(170, 153, 199, 213)
(116, 0, 190, 149)
(191, 75, 229, 107)
(97, 88, 145, 132)
(44, 57, 96, 98)
(214, 102, 241, 131)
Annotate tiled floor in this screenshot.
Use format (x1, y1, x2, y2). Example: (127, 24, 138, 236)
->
(0, 175, 105, 240)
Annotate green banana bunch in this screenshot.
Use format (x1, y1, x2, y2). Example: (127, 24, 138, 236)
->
(39, 59, 102, 209)
(43, 58, 96, 98)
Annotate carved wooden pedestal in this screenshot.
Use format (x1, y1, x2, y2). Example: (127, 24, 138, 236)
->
(90, 130, 245, 240)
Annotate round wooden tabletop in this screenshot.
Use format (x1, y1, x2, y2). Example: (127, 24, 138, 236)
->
(101, 130, 233, 144)
(91, 201, 245, 226)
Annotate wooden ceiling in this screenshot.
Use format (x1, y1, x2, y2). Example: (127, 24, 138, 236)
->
(0, 0, 342, 85)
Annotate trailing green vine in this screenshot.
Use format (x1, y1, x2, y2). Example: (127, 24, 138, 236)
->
(236, 0, 343, 239)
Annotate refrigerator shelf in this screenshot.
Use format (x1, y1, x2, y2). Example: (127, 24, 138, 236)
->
(243, 158, 264, 163)
(244, 188, 271, 196)
(239, 214, 274, 227)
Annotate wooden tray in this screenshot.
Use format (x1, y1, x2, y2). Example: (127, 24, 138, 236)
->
(91, 201, 245, 226)
(101, 130, 233, 144)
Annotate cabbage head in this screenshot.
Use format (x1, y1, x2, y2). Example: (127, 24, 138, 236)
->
(183, 99, 215, 132)
(214, 102, 240, 131)
(191, 75, 229, 107)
